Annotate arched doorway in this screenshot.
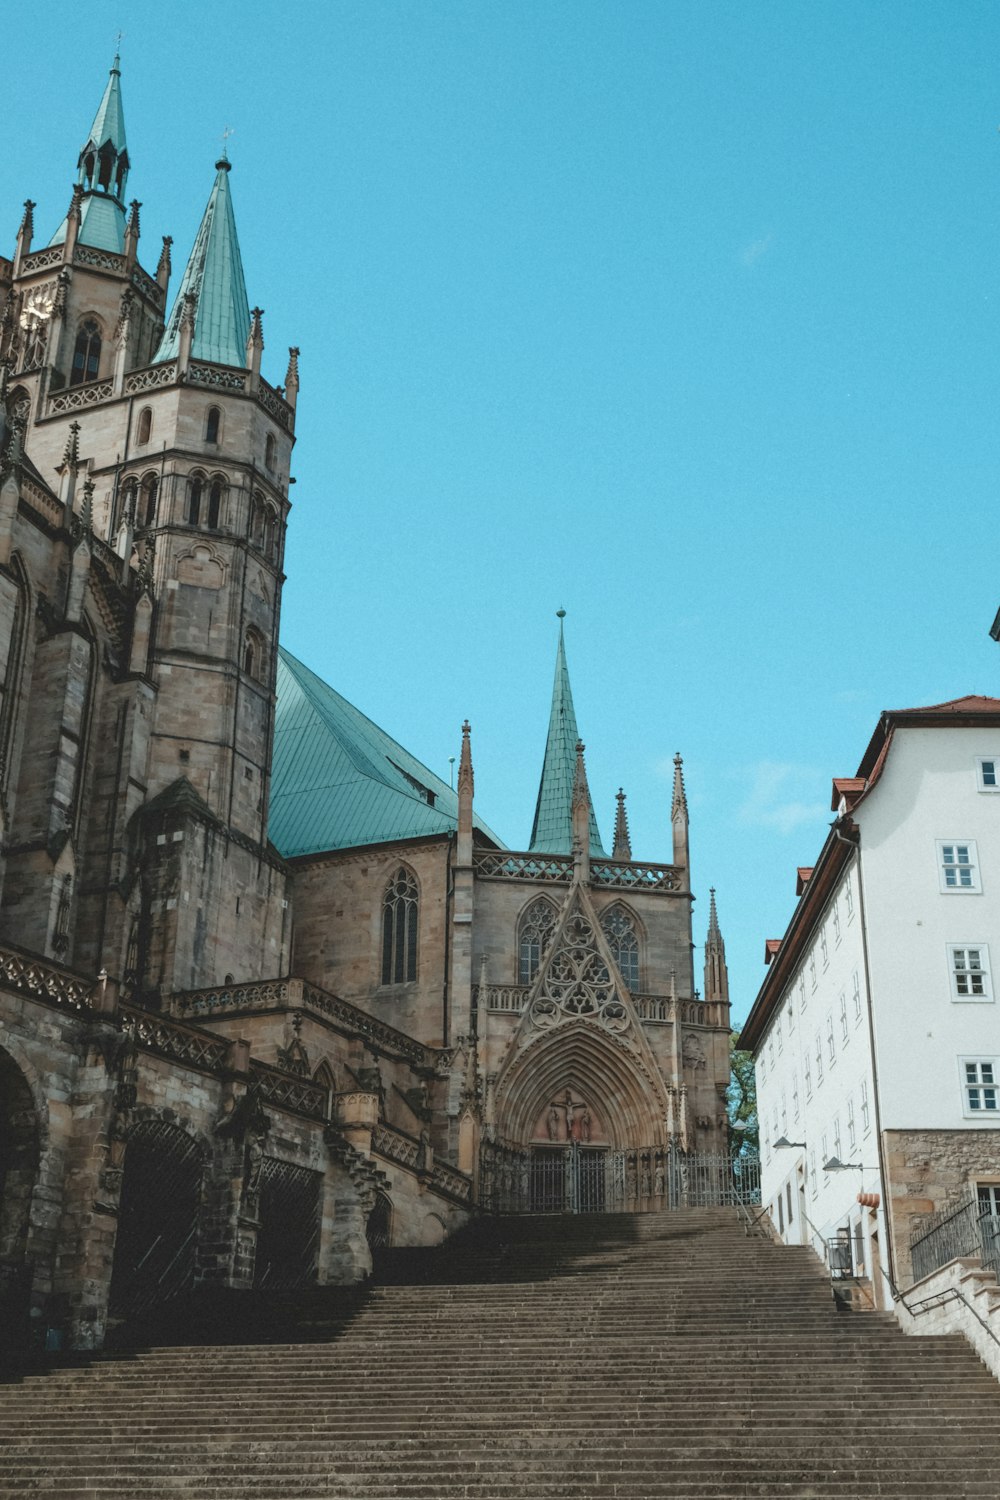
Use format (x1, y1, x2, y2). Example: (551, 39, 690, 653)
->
(253, 1159, 321, 1290)
(0, 1047, 40, 1343)
(109, 1120, 204, 1319)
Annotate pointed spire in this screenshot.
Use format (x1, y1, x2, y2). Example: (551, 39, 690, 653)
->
(612, 787, 632, 861)
(671, 751, 689, 871)
(246, 306, 264, 384)
(571, 740, 593, 879)
(529, 611, 605, 856)
(48, 56, 130, 254)
(14, 201, 35, 273)
(156, 235, 173, 291)
(284, 346, 300, 412)
(703, 887, 730, 1009)
(153, 160, 251, 368)
(457, 718, 474, 863)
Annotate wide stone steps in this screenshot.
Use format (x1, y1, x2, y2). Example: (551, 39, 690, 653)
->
(4, 1207, 1000, 1497)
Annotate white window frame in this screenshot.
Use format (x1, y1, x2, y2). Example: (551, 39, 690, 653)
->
(826, 1014, 836, 1066)
(960, 1058, 1000, 1117)
(832, 904, 842, 946)
(815, 1032, 824, 1086)
(792, 1073, 800, 1122)
(860, 1078, 871, 1134)
(948, 944, 993, 1003)
(820, 930, 829, 969)
(847, 1097, 856, 1150)
(809, 954, 817, 991)
(976, 758, 1000, 792)
(937, 840, 981, 894)
(839, 991, 849, 1044)
(852, 970, 863, 1025)
(845, 875, 855, 921)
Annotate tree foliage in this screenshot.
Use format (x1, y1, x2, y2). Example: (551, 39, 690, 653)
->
(727, 1030, 758, 1153)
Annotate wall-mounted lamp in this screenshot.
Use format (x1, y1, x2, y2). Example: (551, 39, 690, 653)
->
(773, 1136, 807, 1150)
(823, 1157, 873, 1172)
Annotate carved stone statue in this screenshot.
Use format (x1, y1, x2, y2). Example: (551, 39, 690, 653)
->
(579, 1107, 592, 1143)
(547, 1104, 562, 1141)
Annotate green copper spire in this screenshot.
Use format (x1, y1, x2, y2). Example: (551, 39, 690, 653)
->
(153, 159, 251, 367)
(529, 612, 605, 856)
(48, 55, 131, 254)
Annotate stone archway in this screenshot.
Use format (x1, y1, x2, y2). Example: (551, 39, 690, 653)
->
(0, 1046, 41, 1343)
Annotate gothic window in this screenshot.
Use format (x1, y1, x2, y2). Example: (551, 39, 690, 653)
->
(251, 491, 265, 548)
(0, 556, 28, 796)
(381, 867, 418, 985)
(265, 433, 275, 470)
(141, 474, 158, 527)
(205, 406, 221, 444)
(518, 897, 557, 985)
(137, 407, 152, 445)
(70, 320, 101, 386)
(601, 904, 640, 992)
(243, 628, 265, 681)
(123, 921, 140, 997)
(187, 474, 204, 526)
(263, 505, 278, 560)
(119, 477, 138, 532)
(207, 478, 224, 530)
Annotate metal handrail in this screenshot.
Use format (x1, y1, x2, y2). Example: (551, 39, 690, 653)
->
(888, 1264, 1000, 1357)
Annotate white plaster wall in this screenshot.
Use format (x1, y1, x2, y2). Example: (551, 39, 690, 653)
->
(857, 726, 1000, 1129)
(757, 859, 884, 1270)
(894, 1255, 1000, 1386)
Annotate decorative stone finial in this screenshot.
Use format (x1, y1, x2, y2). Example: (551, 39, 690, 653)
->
(612, 787, 632, 862)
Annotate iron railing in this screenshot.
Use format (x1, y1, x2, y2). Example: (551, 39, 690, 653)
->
(910, 1198, 1000, 1283)
(479, 1143, 760, 1215)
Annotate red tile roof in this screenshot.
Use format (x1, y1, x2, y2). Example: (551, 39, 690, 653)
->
(764, 939, 782, 965)
(795, 867, 813, 896)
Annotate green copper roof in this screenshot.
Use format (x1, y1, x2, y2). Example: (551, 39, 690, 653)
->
(269, 648, 505, 858)
(48, 56, 130, 254)
(153, 161, 251, 367)
(87, 55, 127, 158)
(529, 617, 605, 856)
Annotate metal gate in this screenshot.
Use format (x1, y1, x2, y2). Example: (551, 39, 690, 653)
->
(253, 1157, 321, 1289)
(481, 1141, 760, 1215)
(109, 1121, 204, 1317)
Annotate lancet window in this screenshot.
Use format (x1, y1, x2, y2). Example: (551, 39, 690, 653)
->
(137, 407, 152, 445)
(187, 473, 204, 526)
(141, 474, 158, 528)
(207, 478, 224, 529)
(601, 904, 640, 992)
(381, 867, 418, 985)
(518, 897, 558, 985)
(205, 406, 221, 444)
(243, 627, 265, 682)
(70, 320, 101, 386)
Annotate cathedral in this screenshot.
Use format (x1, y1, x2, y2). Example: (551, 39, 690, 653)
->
(0, 59, 732, 1350)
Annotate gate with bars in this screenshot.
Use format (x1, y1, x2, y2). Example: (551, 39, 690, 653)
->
(108, 1120, 205, 1319)
(252, 1157, 322, 1290)
(479, 1141, 760, 1215)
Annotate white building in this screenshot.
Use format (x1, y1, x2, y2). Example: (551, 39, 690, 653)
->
(740, 696, 1000, 1301)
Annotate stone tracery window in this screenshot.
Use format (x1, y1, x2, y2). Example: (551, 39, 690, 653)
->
(141, 474, 158, 527)
(518, 896, 558, 985)
(187, 473, 204, 526)
(70, 319, 101, 386)
(381, 867, 418, 985)
(600, 903, 640, 992)
(207, 477, 224, 529)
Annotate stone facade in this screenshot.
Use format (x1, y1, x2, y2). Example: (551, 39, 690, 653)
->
(0, 60, 733, 1350)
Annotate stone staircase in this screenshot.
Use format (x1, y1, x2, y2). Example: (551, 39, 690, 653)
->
(3, 1208, 1000, 1498)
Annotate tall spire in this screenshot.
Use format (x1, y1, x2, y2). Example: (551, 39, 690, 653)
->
(612, 787, 632, 861)
(49, 55, 131, 254)
(529, 611, 605, 856)
(671, 751, 689, 872)
(703, 887, 730, 1007)
(153, 159, 251, 368)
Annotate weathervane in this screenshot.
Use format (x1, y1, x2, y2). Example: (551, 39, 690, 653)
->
(220, 125, 235, 161)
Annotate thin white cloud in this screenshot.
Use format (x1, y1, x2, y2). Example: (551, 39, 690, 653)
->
(736, 760, 827, 836)
(739, 232, 773, 267)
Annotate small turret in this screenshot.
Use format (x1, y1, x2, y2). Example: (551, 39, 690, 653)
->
(246, 306, 264, 388)
(13, 200, 35, 275)
(49, 56, 131, 254)
(612, 787, 632, 861)
(571, 740, 593, 881)
(671, 752, 689, 873)
(457, 719, 474, 866)
(703, 887, 730, 1010)
(124, 199, 141, 268)
(156, 236, 172, 292)
(284, 346, 300, 412)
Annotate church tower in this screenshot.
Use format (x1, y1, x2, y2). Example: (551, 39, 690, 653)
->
(0, 59, 298, 1000)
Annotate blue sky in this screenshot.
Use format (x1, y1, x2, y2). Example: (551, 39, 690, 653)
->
(5, 3, 1000, 1022)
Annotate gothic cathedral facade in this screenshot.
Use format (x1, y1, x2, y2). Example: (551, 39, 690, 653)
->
(0, 60, 732, 1349)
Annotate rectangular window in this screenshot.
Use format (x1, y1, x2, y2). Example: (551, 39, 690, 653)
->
(777, 1193, 784, 1233)
(804, 1053, 812, 1100)
(833, 904, 842, 945)
(786, 1181, 793, 1226)
(839, 992, 849, 1044)
(977, 758, 999, 791)
(809, 955, 817, 991)
(852, 970, 863, 1024)
(792, 1073, 800, 1122)
(820, 930, 829, 969)
(977, 1183, 1000, 1216)
(777, 1020, 784, 1056)
(845, 875, 855, 921)
(949, 945, 992, 1001)
(809, 1149, 818, 1198)
(780, 1090, 787, 1132)
(815, 1033, 824, 1086)
(860, 1079, 871, 1134)
(833, 1116, 842, 1161)
(768, 1039, 775, 1070)
(847, 1097, 856, 1150)
(963, 1059, 999, 1114)
(798, 977, 807, 1014)
(938, 840, 980, 893)
(821, 1133, 829, 1182)
(826, 1015, 836, 1065)
(758, 1053, 767, 1082)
